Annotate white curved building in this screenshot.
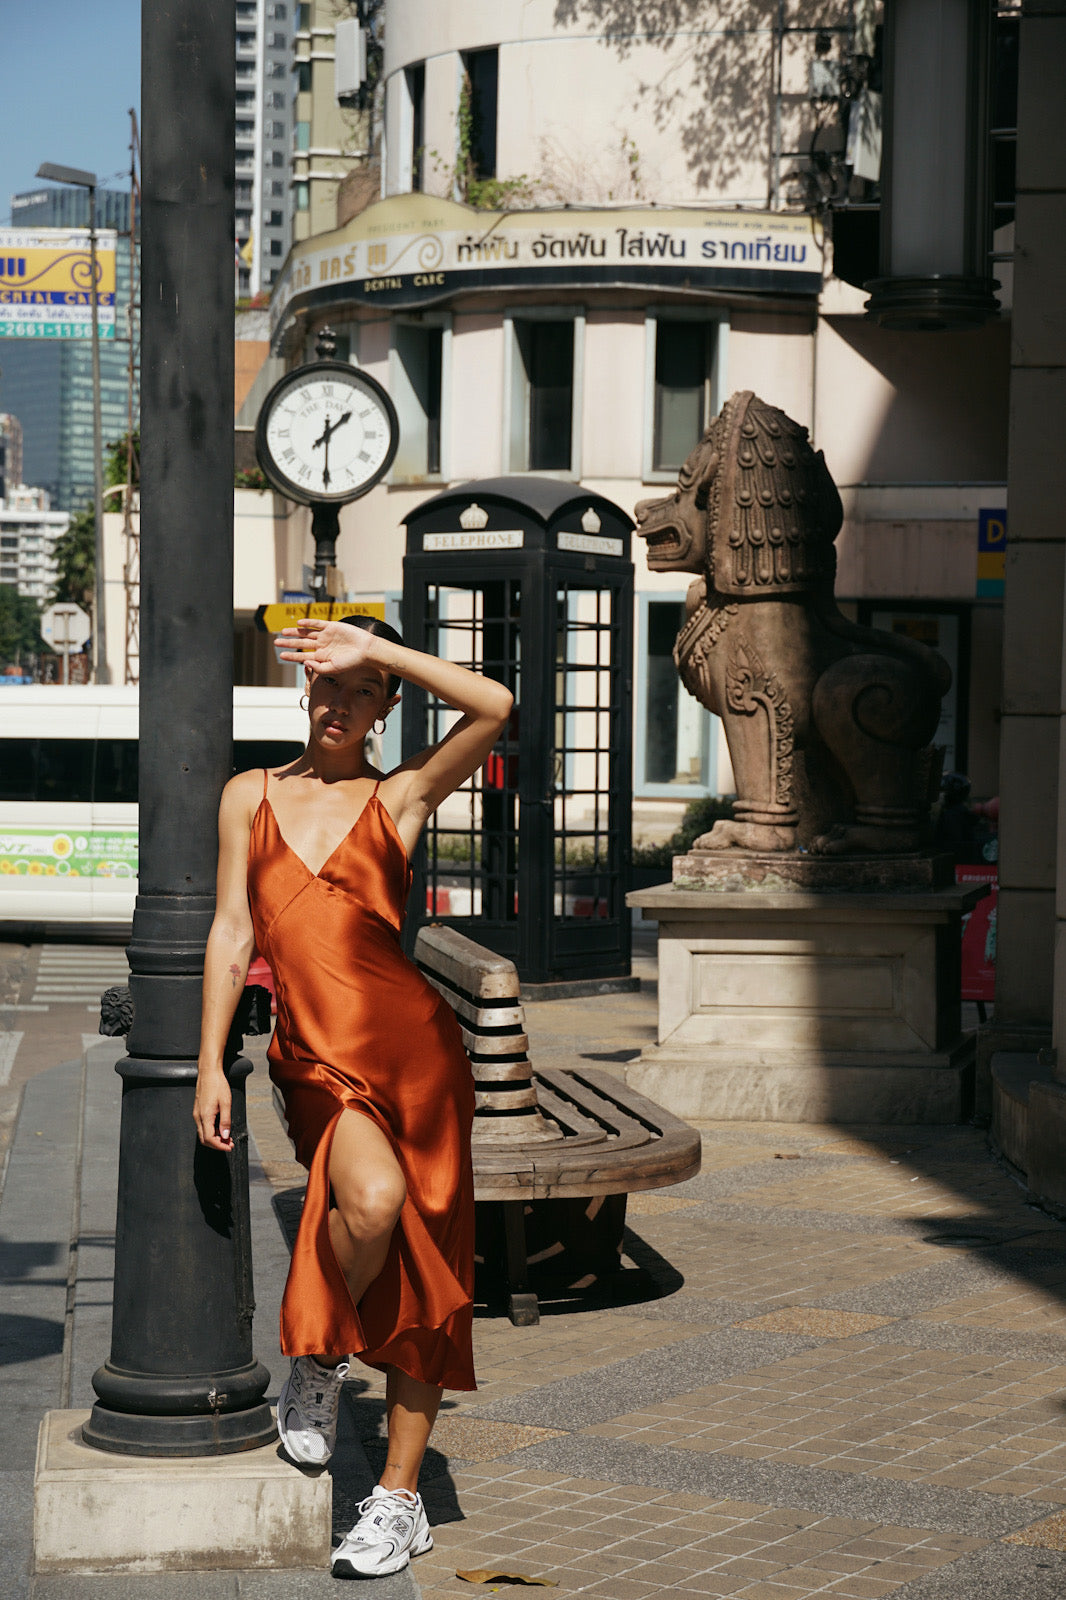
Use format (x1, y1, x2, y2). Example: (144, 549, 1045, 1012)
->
(260, 1, 1013, 823)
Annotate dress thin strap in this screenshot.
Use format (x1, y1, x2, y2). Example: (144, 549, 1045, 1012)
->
(371, 779, 381, 799)
(263, 767, 269, 799)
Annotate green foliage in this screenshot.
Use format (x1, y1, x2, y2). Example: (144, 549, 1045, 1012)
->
(51, 504, 95, 610)
(431, 75, 535, 210)
(105, 431, 139, 490)
(0, 584, 45, 667)
(235, 466, 270, 491)
(632, 796, 736, 867)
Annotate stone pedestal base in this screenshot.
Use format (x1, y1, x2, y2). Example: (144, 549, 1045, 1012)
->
(34, 1410, 331, 1574)
(626, 881, 984, 1124)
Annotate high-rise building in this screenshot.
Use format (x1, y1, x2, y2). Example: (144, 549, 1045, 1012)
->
(0, 414, 24, 500)
(0, 186, 138, 514)
(0, 486, 66, 604)
(291, 0, 371, 244)
(236, 0, 294, 298)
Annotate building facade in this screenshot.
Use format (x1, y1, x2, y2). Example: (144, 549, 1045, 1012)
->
(0, 487, 66, 604)
(236, 0, 294, 298)
(257, 0, 1014, 831)
(290, 0, 372, 245)
(0, 187, 137, 514)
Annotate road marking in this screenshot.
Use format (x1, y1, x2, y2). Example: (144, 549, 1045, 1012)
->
(30, 945, 129, 1006)
(0, 1032, 24, 1087)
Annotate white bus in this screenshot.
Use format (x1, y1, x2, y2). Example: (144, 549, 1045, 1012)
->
(0, 686, 306, 927)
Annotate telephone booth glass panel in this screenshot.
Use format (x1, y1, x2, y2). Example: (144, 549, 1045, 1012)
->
(418, 580, 521, 928)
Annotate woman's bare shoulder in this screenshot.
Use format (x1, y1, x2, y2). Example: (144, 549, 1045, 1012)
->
(220, 767, 265, 826)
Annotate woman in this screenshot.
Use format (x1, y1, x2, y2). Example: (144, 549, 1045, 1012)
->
(194, 615, 512, 1579)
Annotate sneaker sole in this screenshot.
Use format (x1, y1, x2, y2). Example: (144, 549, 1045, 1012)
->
(332, 1531, 433, 1579)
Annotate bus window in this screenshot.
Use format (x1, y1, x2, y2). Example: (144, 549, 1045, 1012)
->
(37, 739, 94, 802)
(233, 740, 304, 774)
(94, 739, 140, 803)
(0, 739, 38, 801)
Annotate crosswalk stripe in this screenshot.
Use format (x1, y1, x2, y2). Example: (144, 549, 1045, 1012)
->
(0, 1033, 24, 1087)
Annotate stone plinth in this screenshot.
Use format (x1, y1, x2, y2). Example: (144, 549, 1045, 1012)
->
(34, 1410, 331, 1574)
(626, 879, 986, 1124)
(672, 850, 955, 893)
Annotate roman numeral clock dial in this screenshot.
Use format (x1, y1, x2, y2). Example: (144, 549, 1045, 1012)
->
(255, 359, 399, 506)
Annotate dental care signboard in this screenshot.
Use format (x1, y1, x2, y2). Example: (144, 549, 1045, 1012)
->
(0, 229, 117, 339)
(271, 194, 822, 337)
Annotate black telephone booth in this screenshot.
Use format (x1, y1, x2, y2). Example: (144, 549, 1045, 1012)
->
(402, 477, 634, 987)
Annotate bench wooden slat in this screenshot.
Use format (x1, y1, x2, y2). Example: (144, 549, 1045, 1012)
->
(469, 1060, 535, 1084)
(475, 1087, 540, 1111)
(422, 972, 527, 1031)
(415, 926, 520, 1000)
(459, 1029, 530, 1058)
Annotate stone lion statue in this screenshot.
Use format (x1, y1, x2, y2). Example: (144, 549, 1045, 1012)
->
(635, 390, 951, 855)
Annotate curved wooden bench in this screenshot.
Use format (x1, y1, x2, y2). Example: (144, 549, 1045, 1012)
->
(415, 925, 702, 1323)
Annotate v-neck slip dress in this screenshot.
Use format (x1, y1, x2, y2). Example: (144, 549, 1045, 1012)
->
(246, 770, 476, 1391)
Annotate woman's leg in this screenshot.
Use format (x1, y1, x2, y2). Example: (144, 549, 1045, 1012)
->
(379, 1367, 443, 1494)
(323, 1108, 406, 1353)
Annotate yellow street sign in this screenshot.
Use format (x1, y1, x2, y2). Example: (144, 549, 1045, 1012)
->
(255, 600, 385, 633)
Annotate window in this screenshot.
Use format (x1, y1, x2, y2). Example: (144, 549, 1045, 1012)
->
(406, 63, 425, 191)
(270, 239, 283, 256)
(390, 320, 447, 480)
(296, 62, 312, 92)
(463, 48, 498, 179)
(295, 181, 309, 211)
(636, 597, 713, 795)
(271, 180, 284, 196)
(295, 120, 311, 151)
(267, 210, 284, 226)
(271, 150, 285, 168)
(644, 312, 727, 481)
(507, 313, 583, 474)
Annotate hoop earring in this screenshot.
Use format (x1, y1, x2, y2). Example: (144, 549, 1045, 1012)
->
(373, 717, 387, 736)
(299, 692, 309, 711)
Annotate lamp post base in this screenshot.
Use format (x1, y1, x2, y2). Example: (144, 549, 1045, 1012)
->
(863, 274, 1001, 331)
(83, 1363, 276, 1457)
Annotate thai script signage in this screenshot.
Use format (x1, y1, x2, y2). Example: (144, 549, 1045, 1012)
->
(0, 229, 117, 340)
(272, 196, 822, 337)
(0, 827, 137, 882)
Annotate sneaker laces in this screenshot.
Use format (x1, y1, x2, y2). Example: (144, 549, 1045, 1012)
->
(349, 1488, 418, 1545)
(291, 1359, 347, 1428)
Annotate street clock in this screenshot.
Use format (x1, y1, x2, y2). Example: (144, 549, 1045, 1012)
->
(255, 358, 399, 506)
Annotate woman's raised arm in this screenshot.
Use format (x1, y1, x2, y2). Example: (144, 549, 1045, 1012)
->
(278, 618, 513, 830)
(193, 769, 260, 1152)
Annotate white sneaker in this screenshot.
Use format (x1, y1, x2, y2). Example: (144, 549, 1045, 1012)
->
(276, 1355, 350, 1466)
(331, 1485, 433, 1578)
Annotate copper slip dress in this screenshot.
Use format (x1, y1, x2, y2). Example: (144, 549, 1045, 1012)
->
(247, 771, 477, 1391)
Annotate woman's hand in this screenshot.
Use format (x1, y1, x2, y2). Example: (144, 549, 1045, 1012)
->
(275, 619, 378, 678)
(194, 1065, 234, 1152)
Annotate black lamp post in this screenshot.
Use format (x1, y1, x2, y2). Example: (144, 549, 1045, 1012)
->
(82, 0, 274, 1456)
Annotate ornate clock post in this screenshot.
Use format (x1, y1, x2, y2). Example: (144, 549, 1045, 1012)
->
(256, 328, 399, 600)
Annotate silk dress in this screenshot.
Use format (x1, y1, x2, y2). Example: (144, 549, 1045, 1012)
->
(247, 772, 476, 1391)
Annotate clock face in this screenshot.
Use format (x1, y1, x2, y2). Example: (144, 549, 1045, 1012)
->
(256, 360, 399, 504)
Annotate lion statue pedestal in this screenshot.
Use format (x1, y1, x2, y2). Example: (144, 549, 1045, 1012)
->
(625, 391, 985, 1123)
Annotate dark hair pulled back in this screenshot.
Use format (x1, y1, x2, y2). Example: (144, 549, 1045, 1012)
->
(337, 613, 404, 696)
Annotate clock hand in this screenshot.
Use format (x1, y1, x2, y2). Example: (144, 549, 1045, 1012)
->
(312, 414, 335, 489)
